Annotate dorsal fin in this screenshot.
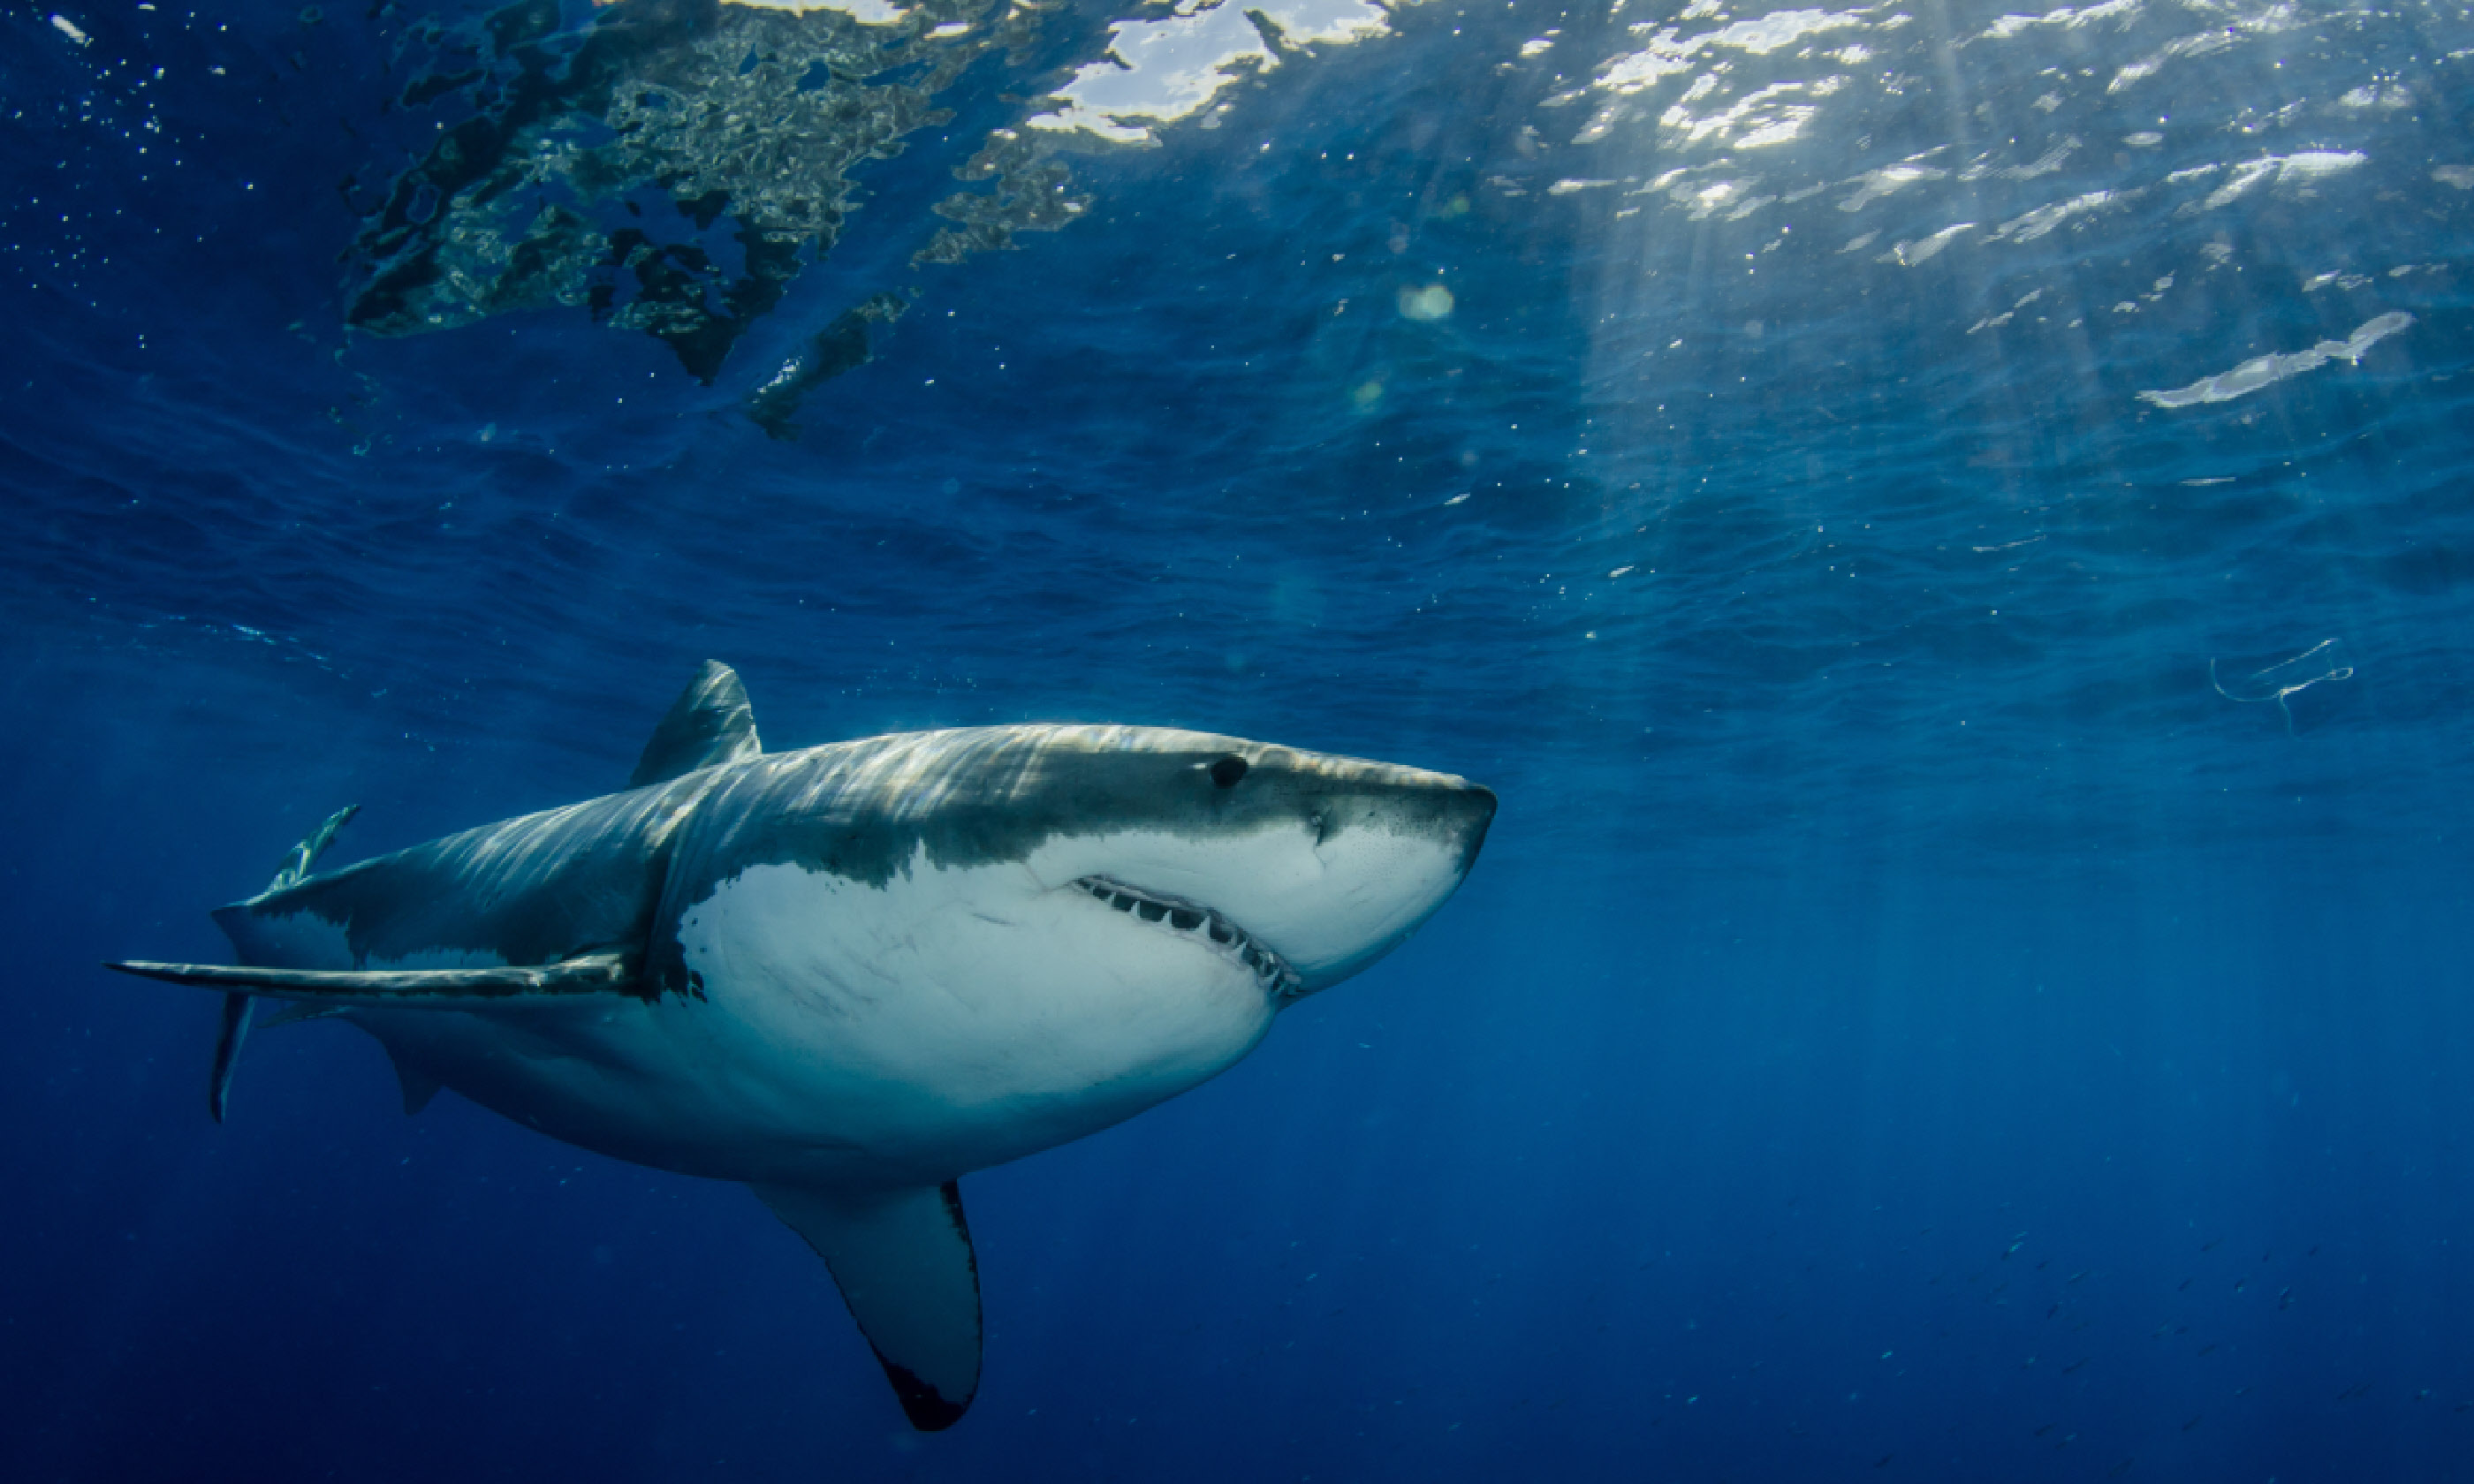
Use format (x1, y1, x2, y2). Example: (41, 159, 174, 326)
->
(630, 660, 762, 788)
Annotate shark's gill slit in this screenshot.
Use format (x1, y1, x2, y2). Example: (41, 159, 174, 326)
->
(1074, 876, 1302, 998)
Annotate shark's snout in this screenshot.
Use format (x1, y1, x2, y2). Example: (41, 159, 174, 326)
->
(1263, 770, 1497, 995)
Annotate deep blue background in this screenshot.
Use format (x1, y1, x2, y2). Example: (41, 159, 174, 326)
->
(7, 0, 2474, 1477)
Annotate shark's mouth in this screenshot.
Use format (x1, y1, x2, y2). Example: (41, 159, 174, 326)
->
(1073, 876, 1303, 1001)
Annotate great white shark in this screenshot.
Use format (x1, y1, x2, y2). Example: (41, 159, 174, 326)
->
(112, 662, 1495, 1430)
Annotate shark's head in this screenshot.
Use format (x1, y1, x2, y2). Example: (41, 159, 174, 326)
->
(654, 723, 1493, 1177)
(994, 727, 1499, 998)
(669, 723, 1496, 1002)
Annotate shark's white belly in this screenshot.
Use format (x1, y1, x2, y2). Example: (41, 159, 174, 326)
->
(356, 856, 1278, 1187)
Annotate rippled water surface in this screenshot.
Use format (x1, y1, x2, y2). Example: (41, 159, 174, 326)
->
(6, 0, 2474, 1477)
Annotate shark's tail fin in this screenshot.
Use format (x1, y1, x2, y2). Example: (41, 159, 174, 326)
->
(209, 804, 360, 1123)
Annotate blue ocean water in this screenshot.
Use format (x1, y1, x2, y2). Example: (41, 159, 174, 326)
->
(6, 0, 2474, 1476)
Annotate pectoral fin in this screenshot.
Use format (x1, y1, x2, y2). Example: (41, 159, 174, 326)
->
(105, 951, 642, 1006)
(752, 1180, 982, 1431)
(209, 802, 360, 1122)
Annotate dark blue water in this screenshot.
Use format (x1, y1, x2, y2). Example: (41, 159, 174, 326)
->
(7, 0, 2474, 1476)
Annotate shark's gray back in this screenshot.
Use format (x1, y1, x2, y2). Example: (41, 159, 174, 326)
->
(208, 724, 1199, 976)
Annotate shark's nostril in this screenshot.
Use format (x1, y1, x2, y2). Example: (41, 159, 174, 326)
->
(1209, 756, 1248, 788)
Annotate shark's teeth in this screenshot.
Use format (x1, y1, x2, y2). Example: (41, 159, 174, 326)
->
(1073, 876, 1302, 1000)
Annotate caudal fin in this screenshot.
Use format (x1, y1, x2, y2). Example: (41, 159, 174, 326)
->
(207, 803, 360, 1123)
(208, 993, 254, 1124)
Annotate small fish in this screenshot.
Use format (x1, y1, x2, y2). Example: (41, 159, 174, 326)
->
(2182, 1415, 2203, 1431)
(2062, 1359, 2088, 1374)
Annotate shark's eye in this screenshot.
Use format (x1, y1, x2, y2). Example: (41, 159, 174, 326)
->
(1209, 756, 1249, 789)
